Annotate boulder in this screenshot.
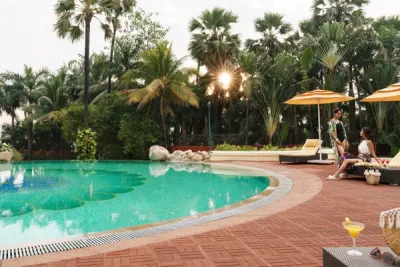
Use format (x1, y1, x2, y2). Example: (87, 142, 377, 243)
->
(149, 146, 170, 161)
(201, 151, 210, 160)
(191, 153, 204, 162)
(0, 152, 13, 162)
(172, 150, 184, 156)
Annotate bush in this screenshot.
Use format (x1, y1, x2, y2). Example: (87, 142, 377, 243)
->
(215, 143, 258, 151)
(0, 142, 13, 152)
(118, 113, 158, 159)
(0, 142, 23, 161)
(59, 94, 161, 160)
(75, 128, 97, 160)
(11, 148, 23, 161)
(215, 143, 239, 151)
(237, 145, 258, 151)
(260, 144, 279, 151)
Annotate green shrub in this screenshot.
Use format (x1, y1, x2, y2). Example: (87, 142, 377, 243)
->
(0, 142, 23, 161)
(237, 145, 258, 151)
(118, 113, 158, 159)
(75, 128, 97, 160)
(0, 142, 13, 152)
(261, 144, 279, 151)
(216, 143, 258, 151)
(60, 94, 161, 160)
(215, 143, 238, 151)
(11, 148, 23, 161)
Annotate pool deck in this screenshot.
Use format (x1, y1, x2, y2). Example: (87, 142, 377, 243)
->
(2, 162, 398, 267)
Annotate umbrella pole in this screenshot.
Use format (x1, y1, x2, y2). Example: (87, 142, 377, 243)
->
(318, 103, 322, 160)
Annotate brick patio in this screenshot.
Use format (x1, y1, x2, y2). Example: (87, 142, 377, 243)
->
(6, 163, 400, 267)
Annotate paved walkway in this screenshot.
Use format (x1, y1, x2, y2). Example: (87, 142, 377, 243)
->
(19, 163, 400, 266)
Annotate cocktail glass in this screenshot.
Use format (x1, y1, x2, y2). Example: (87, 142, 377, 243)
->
(343, 221, 365, 256)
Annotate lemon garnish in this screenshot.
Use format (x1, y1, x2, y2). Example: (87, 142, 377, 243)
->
(345, 217, 351, 224)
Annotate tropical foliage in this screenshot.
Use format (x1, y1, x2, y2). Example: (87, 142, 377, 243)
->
(1, 1, 400, 160)
(75, 128, 97, 160)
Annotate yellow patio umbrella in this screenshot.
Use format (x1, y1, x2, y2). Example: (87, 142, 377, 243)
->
(285, 89, 356, 160)
(361, 83, 400, 102)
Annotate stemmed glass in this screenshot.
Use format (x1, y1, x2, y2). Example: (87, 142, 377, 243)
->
(343, 221, 365, 256)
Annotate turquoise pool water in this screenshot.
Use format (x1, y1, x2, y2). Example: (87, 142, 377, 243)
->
(0, 161, 269, 247)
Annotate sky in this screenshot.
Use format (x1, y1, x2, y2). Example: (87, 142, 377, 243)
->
(0, 0, 399, 124)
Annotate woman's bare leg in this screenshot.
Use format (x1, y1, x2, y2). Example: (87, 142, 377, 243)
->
(331, 159, 360, 178)
(337, 144, 344, 158)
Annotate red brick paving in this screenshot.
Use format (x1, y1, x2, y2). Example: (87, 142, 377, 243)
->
(22, 163, 400, 267)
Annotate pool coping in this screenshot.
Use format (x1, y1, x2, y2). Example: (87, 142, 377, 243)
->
(0, 162, 324, 267)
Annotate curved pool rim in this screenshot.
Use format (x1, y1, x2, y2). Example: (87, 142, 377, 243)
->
(0, 161, 293, 260)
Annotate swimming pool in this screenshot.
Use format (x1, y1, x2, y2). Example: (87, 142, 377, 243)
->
(0, 161, 271, 247)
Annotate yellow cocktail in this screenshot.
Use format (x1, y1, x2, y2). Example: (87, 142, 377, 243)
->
(343, 219, 365, 256)
(344, 224, 364, 238)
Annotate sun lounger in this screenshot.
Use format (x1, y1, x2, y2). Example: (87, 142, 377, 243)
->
(279, 139, 327, 164)
(352, 150, 400, 185)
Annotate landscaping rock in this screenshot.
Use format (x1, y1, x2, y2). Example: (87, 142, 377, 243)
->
(149, 147, 209, 162)
(149, 145, 170, 161)
(0, 152, 13, 162)
(191, 153, 204, 162)
(201, 151, 210, 160)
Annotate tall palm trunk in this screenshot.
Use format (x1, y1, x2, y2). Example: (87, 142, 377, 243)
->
(348, 65, 356, 142)
(245, 98, 249, 145)
(107, 27, 117, 94)
(213, 94, 219, 136)
(182, 118, 186, 145)
(160, 95, 168, 147)
(11, 111, 15, 145)
(59, 123, 63, 160)
(309, 106, 314, 137)
(83, 19, 91, 128)
(293, 106, 298, 144)
(227, 107, 231, 136)
(27, 121, 33, 160)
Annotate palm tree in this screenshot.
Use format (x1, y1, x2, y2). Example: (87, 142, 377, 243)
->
(246, 13, 296, 57)
(106, 0, 136, 94)
(188, 8, 240, 70)
(2, 66, 48, 159)
(26, 72, 69, 122)
(25, 72, 69, 158)
(237, 52, 257, 145)
(359, 61, 400, 137)
(312, 0, 370, 25)
(253, 53, 298, 144)
(54, 0, 117, 127)
(125, 42, 199, 147)
(188, 8, 240, 136)
(0, 80, 25, 144)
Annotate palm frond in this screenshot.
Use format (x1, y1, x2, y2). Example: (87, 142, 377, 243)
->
(128, 79, 163, 107)
(168, 84, 199, 108)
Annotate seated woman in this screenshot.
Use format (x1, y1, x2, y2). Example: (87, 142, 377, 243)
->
(327, 127, 380, 180)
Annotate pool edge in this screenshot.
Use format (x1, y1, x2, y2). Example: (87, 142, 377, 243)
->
(0, 162, 294, 261)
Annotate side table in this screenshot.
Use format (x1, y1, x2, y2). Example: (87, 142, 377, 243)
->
(323, 247, 396, 266)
